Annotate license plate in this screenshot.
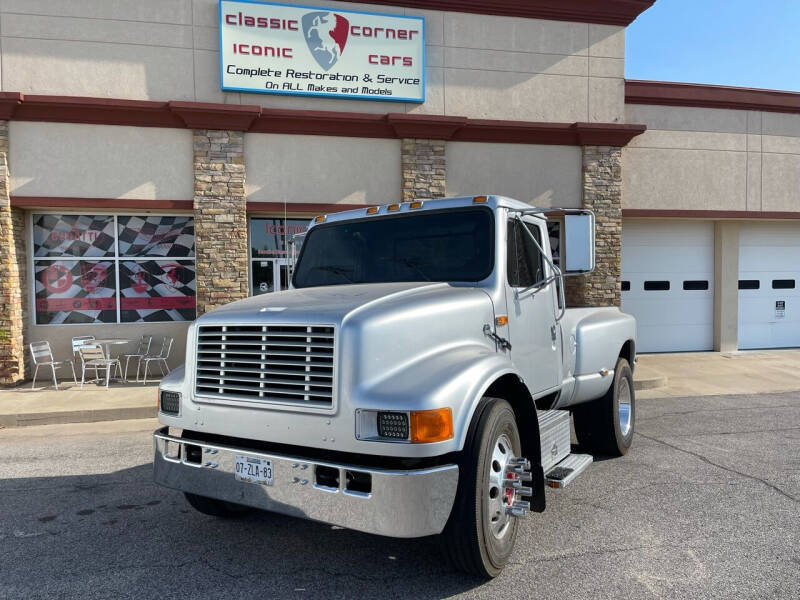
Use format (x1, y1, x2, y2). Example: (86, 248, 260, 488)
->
(234, 454, 273, 486)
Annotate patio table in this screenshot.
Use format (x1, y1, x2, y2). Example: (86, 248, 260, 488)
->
(90, 338, 135, 382)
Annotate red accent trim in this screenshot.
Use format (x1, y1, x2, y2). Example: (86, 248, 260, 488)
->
(0, 93, 647, 146)
(623, 209, 800, 220)
(0, 92, 23, 119)
(169, 101, 261, 131)
(246, 202, 367, 214)
(14, 94, 183, 128)
(333, 0, 655, 26)
(626, 80, 800, 115)
(10, 197, 194, 210)
(10, 196, 370, 215)
(387, 114, 469, 139)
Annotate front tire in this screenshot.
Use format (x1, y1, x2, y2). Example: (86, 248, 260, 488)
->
(440, 398, 525, 578)
(573, 357, 635, 456)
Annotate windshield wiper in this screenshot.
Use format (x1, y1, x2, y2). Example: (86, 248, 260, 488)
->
(312, 265, 356, 283)
(389, 258, 431, 281)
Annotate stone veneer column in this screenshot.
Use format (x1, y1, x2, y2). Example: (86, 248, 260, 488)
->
(0, 120, 28, 384)
(401, 139, 447, 201)
(565, 145, 623, 308)
(193, 129, 249, 316)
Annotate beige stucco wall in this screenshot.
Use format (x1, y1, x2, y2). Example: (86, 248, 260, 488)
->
(245, 133, 400, 205)
(9, 122, 193, 199)
(0, 0, 625, 123)
(624, 104, 800, 213)
(446, 142, 582, 207)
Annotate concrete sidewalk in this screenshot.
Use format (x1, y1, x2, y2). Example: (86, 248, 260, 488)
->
(635, 349, 800, 399)
(1, 350, 798, 427)
(0, 381, 158, 427)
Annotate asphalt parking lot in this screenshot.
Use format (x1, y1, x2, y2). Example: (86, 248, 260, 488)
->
(1, 392, 798, 600)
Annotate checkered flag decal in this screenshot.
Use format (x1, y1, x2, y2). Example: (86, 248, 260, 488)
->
(34, 260, 117, 324)
(33, 214, 115, 257)
(118, 216, 194, 257)
(119, 260, 196, 322)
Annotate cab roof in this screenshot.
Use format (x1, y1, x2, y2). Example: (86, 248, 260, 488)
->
(309, 195, 549, 229)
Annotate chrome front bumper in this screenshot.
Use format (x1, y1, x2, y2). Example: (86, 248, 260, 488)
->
(153, 428, 459, 538)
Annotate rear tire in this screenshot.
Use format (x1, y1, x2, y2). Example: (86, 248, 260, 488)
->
(573, 357, 635, 457)
(439, 397, 524, 578)
(184, 492, 253, 518)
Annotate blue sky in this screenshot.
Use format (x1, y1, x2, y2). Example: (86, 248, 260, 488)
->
(626, 0, 800, 91)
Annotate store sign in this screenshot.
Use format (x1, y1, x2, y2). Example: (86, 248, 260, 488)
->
(219, 0, 425, 102)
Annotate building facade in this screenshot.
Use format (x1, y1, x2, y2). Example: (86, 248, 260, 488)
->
(0, 0, 798, 384)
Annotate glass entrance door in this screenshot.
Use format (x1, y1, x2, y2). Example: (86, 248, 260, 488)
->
(252, 259, 291, 296)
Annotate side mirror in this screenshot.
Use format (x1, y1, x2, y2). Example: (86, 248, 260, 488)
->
(564, 213, 595, 274)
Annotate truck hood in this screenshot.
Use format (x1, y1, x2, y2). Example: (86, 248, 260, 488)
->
(196, 281, 475, 326)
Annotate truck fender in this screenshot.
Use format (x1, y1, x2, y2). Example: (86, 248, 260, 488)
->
(460, 365, 547, 513)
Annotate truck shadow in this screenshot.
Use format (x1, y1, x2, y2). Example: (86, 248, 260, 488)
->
(3, 463, 492, 598)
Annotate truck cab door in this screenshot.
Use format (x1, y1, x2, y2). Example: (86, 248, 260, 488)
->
(504, 218, 562, 394)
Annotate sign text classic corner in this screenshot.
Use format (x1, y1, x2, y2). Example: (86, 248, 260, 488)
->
(219, 0, 426, 102)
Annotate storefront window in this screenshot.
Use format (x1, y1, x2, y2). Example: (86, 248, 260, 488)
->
(250, 218, 308, 296)
(32, 214, 196, 325)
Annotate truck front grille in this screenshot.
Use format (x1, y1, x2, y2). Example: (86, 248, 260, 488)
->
(195, 325, 335, 408)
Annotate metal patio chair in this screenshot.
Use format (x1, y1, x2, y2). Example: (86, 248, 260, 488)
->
(78, 344, 121, 389)
(119, 335, 152, 382)
(142, 336, 173, 385)
(71, 335, 96, 361)
(29, 341, 77, 390)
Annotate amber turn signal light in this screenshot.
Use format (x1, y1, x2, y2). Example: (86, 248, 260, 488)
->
(496, 315, 508, 326)
(410, 408, 454, 443)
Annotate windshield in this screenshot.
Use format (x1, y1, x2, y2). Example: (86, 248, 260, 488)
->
(293, 208, 494, 288)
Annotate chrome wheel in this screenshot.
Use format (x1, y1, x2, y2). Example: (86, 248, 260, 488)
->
(486, 434, 531, 539)
(618, 376, 632, 437)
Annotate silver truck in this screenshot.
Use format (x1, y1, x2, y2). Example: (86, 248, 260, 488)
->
(153, 195, 637, 578)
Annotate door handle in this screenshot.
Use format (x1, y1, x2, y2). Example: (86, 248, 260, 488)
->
(550, 325, 557, 342)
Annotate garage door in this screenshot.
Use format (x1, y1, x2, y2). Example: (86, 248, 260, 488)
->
(622, 221, 714, 353)
(739, 222, 800, 350)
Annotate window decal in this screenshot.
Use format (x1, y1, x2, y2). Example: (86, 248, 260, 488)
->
(119, 260, 196, 322)
(33, 214, 115, 257)
(34, 260, 117, 324)
(117, 216, 195, 257)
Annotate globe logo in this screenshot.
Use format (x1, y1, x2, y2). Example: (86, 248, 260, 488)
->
(302, 11, 350, 71)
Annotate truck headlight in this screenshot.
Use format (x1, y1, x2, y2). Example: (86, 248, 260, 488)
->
(357, 408, 453, 444)
(377, 412, 409, 439)
(160, 391, 181, 415)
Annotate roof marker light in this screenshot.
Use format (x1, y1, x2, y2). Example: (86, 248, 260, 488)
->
(314, 215, 327, 223)
(473, 196, 488, 204)
(366, 206, 379, 215)
(409, 201, 424, 209)
(387, 204, 401, 212)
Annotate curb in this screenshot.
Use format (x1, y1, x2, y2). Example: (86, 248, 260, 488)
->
(0, 405, 157, 428)
(634, 375, 668, 391)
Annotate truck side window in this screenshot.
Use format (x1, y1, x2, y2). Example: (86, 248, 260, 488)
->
(507, 219, 544, 288)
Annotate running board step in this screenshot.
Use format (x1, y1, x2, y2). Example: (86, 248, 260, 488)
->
(544, 454, 593, 489)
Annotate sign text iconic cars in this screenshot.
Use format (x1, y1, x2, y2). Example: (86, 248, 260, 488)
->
(220, 0, 425, 102)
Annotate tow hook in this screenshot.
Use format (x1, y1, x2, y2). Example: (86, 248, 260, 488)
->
(484, 324, 512, 351)
(504, 457, 533, 517)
